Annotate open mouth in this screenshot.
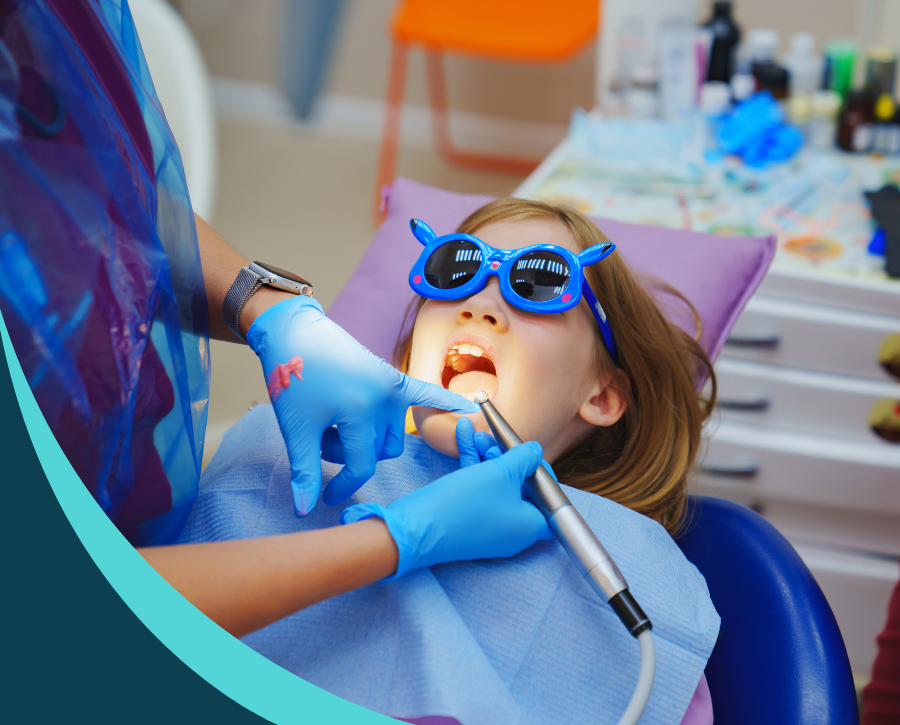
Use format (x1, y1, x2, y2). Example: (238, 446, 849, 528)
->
(441, 338, 499, 400)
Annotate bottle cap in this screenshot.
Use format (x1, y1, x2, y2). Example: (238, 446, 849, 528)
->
(731, 73, 756, 101)
(787, 93, 812, 124)
(713, 1, 732, 14)
(789, 32, 815, 56)
(875, 92, 896, 121)
(867, 46, 897, 62)
(747, 29, 780, 63)
(810, 90, 842, 118)
(824, 39, 859, 60)
(755, 64, 789, 93)
(701, 81, 732, 115)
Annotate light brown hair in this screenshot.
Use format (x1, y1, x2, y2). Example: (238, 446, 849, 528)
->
(395, 198, 716, 536)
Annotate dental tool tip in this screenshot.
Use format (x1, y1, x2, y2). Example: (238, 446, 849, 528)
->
(474, 390, 489, 404)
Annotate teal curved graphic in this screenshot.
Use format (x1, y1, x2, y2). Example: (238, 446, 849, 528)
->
(1, 309, 392, 725)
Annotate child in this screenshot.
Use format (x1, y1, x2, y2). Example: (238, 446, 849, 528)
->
(180, 198, 720, 725)
(398, 197, 715, 536)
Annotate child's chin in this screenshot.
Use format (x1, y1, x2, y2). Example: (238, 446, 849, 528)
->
(415, 408, 488, 458)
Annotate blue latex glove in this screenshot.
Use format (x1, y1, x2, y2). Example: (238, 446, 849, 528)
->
(341, 418, 553, 580)
(247, 296, 479, 516)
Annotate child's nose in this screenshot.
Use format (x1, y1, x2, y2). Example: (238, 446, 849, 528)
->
(457, 279, 509, 331)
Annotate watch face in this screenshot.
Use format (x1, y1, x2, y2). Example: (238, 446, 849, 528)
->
(254, 262, 311, 286)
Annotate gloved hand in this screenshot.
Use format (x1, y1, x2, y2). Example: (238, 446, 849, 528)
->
(341, 417, 553, 580)
(247, 296, 478, 516)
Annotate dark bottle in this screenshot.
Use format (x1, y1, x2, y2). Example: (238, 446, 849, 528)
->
(703, 1, 741, 83)
(837, 91, 875, 152)
(754, 64, 790, 100)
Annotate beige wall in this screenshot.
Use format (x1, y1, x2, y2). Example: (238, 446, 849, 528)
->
(177, 0, 887, 126)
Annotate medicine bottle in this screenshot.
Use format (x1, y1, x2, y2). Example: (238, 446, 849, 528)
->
(703, 1, 741, 83)
(783, 32, 823, 96)
(787, 93, 812, 135)
(823, 41, 858, 99)
(865, 46, 897, 98)
(837, 91, 875, 152)
(746, 29, 789, 99)
(808, 90, 841, 149)
(873, 93, 897, 155)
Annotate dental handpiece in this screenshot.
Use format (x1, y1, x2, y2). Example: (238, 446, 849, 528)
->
(474, 391, 651, 638)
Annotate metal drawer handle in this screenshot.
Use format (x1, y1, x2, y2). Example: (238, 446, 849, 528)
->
(700, 462, 760, 479)
(717, 398, 771, 412)
(725, 334, 781, 348)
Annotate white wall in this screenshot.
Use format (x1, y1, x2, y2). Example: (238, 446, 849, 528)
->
(176, 0, 890, 125)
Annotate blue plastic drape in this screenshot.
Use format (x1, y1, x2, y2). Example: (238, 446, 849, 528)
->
(0, 0, 209, 546)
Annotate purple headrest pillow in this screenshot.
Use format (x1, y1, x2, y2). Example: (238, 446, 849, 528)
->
(328, 178, 775, 365)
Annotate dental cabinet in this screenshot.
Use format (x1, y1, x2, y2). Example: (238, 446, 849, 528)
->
(517, 143, 900, 676)
(700, 268, 900, 675)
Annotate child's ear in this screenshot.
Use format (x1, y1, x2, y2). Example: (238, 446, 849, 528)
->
(578, 374, 628, 428)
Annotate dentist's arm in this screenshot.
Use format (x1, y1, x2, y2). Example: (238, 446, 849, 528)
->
(194, 213, 292, 343)
(140, 518, 398, 638)
(139, 422, 550, 638)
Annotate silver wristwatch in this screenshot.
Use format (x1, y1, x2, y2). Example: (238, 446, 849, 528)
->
(223, 261, 313, 341)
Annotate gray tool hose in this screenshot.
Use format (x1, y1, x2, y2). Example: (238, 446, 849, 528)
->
(475, 392, 655, 724)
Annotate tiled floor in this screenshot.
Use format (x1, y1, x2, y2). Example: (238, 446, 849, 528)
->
(204, 117, 526, 464)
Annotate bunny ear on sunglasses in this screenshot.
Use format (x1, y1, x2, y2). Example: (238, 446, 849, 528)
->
(411, 219, 437, 245)
(578, 241, 616, 266)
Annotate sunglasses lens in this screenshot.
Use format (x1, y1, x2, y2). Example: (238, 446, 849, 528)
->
(509, 251, 571, 302)
(424, 241, 483, 289)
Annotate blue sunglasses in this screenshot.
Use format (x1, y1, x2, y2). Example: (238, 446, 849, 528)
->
(407, 219, 618, 364)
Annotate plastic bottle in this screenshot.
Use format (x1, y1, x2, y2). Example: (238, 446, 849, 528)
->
(699, 81, 732, 159)
(783, 32, 823, 96)
(865, 46, 897, 98)
(787, 92, 812, 136)
(823, 40, 858, 99)
(626, 65, 659, 118)
(889, 108, 900, 156)
(808, 90, 841, 149)
(837, 90, 875, 152)
(703, 1, 741, 83)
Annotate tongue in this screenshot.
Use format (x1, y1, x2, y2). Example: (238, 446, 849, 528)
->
(448, 371, 499, 399)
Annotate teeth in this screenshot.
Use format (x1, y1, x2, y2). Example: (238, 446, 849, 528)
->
(449, 344, 485, 357)
(446, 343, 489, 373)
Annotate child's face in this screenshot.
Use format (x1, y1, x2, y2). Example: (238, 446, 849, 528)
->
(407, 218, 626, 462)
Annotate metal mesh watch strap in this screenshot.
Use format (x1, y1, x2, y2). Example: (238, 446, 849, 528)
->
(223, 266, 267, 342)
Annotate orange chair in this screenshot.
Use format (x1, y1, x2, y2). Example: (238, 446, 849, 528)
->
(374, 0, 600, 221)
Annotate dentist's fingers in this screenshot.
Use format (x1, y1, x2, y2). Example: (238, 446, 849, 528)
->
(473, 431, 497, 459)
(285, 433, 326, 517)
(493, 441, 553, 542)
(321, 422, 406, 463)
(381, 421, 405, 460)
(322, 419, 380, 506)
(398, 373, 480, 414)
(456, 417, 481, 468)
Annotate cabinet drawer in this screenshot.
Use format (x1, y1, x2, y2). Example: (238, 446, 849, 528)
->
(724, 295, 900, 383)
(690, 493, 900, 556)
(699, 420, 900, 515)
(715, 358, 900, 444)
